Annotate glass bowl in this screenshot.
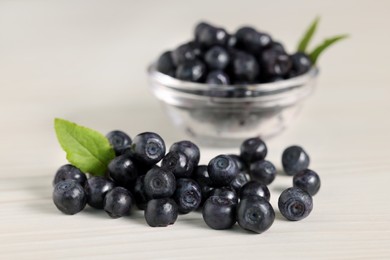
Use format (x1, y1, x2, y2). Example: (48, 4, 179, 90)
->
(147, 64, 319, 147)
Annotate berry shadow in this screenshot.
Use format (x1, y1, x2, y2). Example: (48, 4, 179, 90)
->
(274, 210, 289, 222)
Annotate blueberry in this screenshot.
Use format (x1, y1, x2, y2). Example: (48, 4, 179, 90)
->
(171, 42, 201, 66)
(278, 187, 313, 221)
(230, 51, 260, 82)
(250, 160, 276, 185)
(108, 154, 138, 188)
(84, 177, 115, 209)
(170, 140, 200, 167)
(106, 130, 132, 156)
(145, 198, 178, 227)
(228, 154, 247, 172)
(282, 145, 310, 176)
(176, 59, 206, 82)
(240, 181, 270, 201)
(290, 52, 312, 77)
(235, 27, 272, 53)
(202, 196, 236, 230)
(293, 169, 321, 196)
(144, 167, 176, 199)
(240, 137, 268, 164)
(53, 180, 87, 215)
(270, 41, 287, 54)
(193, 165, 214, 204)
(156, 51, 176, 77)
(53, 164, 87, 187)
(204, 46, 230, 70)
(237, 196, 275, 234)
(229, 172, 249, 193)
(208, 154, 239, 186)
(195, 22, 229, 48)
(130, 132, 166, 166)
(259, 48, 292, 77)
(173, 178, 202, 214)
(131, 175, 148, 210)
(103, 187, 133, 218)
(161, 151, 194, 178)
(210, 186, 238, 204)
(206, 70, 230, 85)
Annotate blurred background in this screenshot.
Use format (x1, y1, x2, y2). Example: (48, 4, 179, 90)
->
(0, 0, 389, 165)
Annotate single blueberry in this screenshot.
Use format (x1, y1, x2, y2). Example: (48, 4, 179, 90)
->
(208, 154, 240, 187)
(53, 180, 87, 215)
(278, 187, 313, 221)
(193, 165, 215, 205)
(206, 70, 230, 86)
(290, 52, 312, 77)
(169, 140, 200, 167)
(156, 51, 176, 77)
(130, 132, 166, 166)
(204, 46, 230, 70)
(229, 172, 249, 193)
(103, 187, 133, 218)
(171, 42, 201, 66)
(270, 41, 287, 54)
(144, 167, 176, 199)
(145, 198, 178, 227)
(202, 196, 236, 230)
(210, 186, 238, 204)
(250, 160, 276, 185)
(161, 151, 194, 179)
(131, 175, 148, 210)
(173, 178, 202, 214)
(84, 177, 115, 209)
(240, 181, 270, 201)
(259, 48, 292, 77)
(230, 51, 260, 82)
(176, 59, 206, 82)
(106, 130, 132, 156)
(235, 27, 272, 53)
(282, 145, 310, 176)
(53, 164, 87, 187)
(237, 196, 275, 234)
(240, 137, 268, 164)
(108, 154, 138, 189)
(293, 169, 321, 196)
(195, 22, 229, 48)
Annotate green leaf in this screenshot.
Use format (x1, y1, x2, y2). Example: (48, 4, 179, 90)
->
(54, 118, 115, 176)
(297, 16, 320, 53)
(309, 34, 348, 64)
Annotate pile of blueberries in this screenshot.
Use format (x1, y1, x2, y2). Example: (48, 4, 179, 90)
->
(53, 131, 320, 234)
(156, 22, 312, 85)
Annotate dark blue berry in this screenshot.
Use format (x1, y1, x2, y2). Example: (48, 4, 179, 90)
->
(208, 154, 239, 186)
(53, 164, 86, 187)
(53, 180, 87, 215)
(206, 70, 230, 85)
(108, 154, 138, 188)
(240, 181, 270, 201)
(106, 130, 132, 156)
(131, 175, 148, 210)
(271, 41, 287, 54)
(145, 198, 178, 227)
(293, 169, 320, 196)
(84, 177, 115, 209)
(103, 187, 133, 218)
(173, 178, 202, 214)
(170, 140, 200, 167)
(259, 48, 292, 77)
(278, 187, 313, 221)
(290, 52, 312, 77)
(250, 160, 276, 185)
(229, 172, 249, 193)
(171, 42, 201, 66)
(230, 51, 259, 82)
(228, 154, 247, 172)
(204, 46, 230, 70)
(235, 27, 272, 53)
(176, 59, 206, 82)
(240, 137, 268, 164)
(202, 196, 236, 230)
(161, 151, 194, 178)
(237, 196, 275, 234)
(156, 51, 176, 77)
(210, 186, 238, 204)
(282, 145, 310, 176)
(144, 167, 176, 199)
(195, 22, 229, 48)
(130, 132, 166, 166)
(193, 165, 214, 205)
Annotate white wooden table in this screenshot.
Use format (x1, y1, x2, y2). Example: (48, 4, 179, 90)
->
(1, 0, 389, 259)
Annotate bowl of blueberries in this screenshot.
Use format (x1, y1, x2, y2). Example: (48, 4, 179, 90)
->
(148, 19, 346, 146)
